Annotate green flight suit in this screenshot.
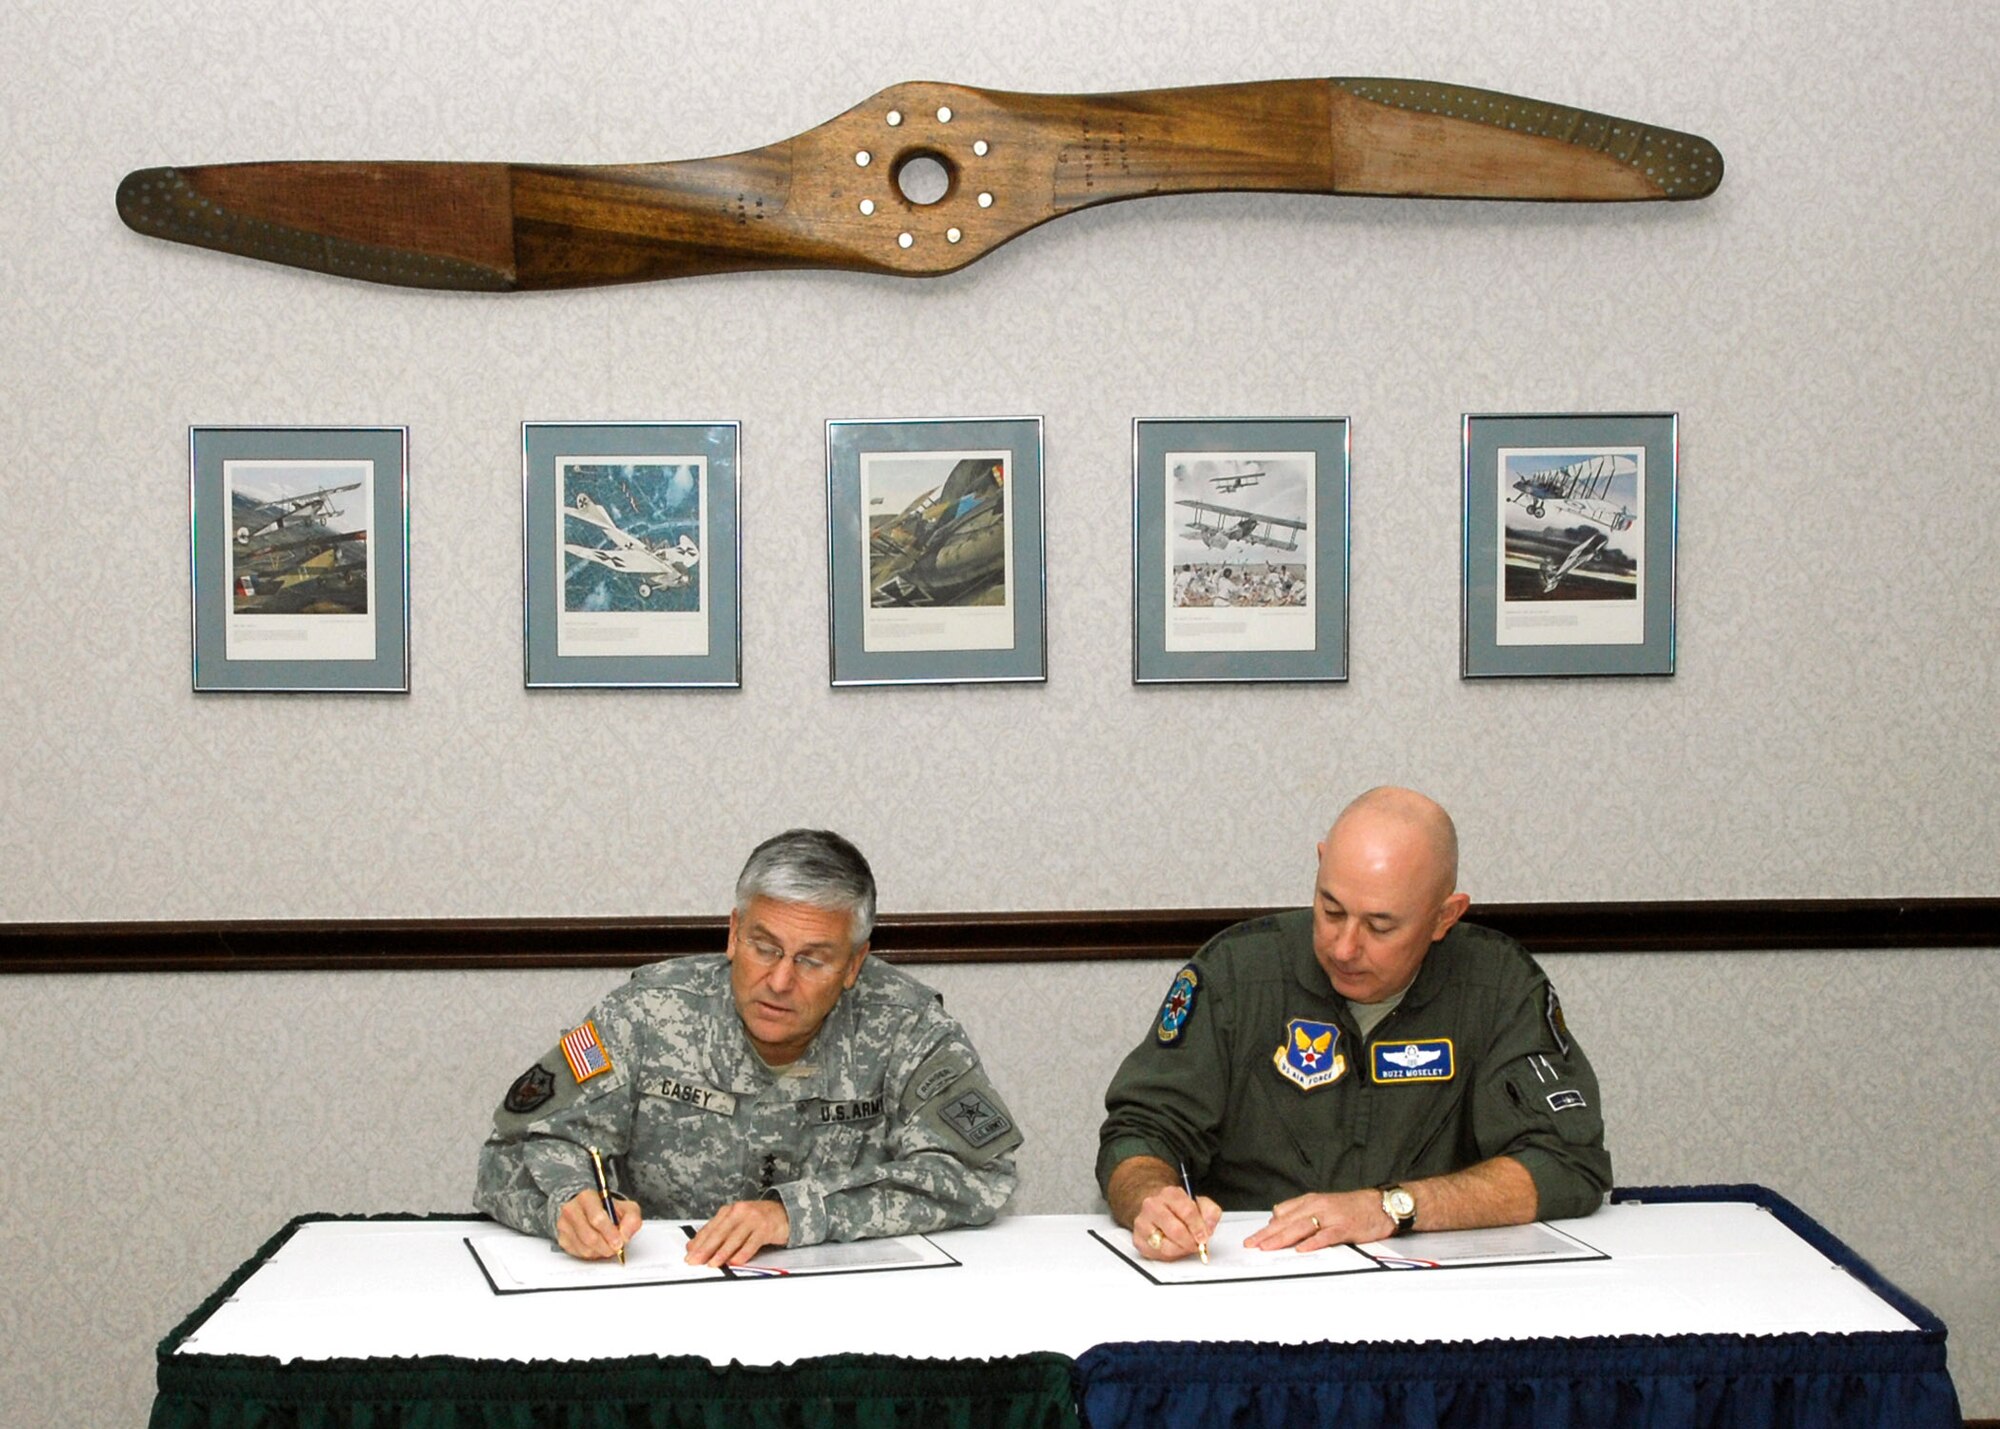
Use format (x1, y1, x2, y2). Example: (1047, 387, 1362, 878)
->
(1096, 911, 1611, 1219)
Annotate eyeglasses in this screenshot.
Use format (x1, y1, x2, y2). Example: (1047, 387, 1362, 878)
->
(739, 938, 851, 983)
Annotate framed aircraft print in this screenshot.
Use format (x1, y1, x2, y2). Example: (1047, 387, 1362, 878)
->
(1461, 411, 1678, 678)
(825, 416, 1046, 687)
(1132, 416, 1350, 683)
(522, 420, 742, 689)
(189, 425, 409, 693)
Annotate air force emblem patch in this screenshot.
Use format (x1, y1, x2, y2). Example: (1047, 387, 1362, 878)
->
(1371, 1038, 1456, 1083)
(1273, 1018, 1345, 1090)
(1156, 965, 1200, 1045)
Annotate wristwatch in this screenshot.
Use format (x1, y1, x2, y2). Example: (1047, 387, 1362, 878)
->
(1379, 1184, 1417, 1236)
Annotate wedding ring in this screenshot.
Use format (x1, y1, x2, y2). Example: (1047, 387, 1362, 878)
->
(1310, 1215, 1321, 1230)
(1148, 1229, 1164, 1249)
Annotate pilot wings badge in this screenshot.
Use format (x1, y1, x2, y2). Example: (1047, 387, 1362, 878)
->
(1273, 1018, 1346, 1090)
(1371, 1038, 1456, 1083)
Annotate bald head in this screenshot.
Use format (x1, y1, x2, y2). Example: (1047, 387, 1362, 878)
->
(1311, 788, 1470, 1002)
(1325, 786, 1460, 903)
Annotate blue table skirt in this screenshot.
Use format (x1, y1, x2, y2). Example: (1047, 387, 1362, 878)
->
(1074, 1185, 1962, 1429)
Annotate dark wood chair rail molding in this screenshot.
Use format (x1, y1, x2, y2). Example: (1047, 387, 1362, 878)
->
(1, 898, 1994, 974)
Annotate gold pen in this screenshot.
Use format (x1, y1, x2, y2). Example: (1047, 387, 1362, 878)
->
(588, 1146, 624, 1265)
(1179, 1160, 1208, 1265)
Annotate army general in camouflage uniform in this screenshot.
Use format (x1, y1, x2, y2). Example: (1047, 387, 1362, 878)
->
(476, 829, 1022, 1265)
(1099, 787, 1610, 1262)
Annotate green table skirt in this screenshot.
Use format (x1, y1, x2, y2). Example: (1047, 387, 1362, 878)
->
(151, 1349, 1081, 1429)
(151, 1216, 1078, 1429)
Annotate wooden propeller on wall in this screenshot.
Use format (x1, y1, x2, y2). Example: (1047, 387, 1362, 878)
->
(115, 77, 1723, 292)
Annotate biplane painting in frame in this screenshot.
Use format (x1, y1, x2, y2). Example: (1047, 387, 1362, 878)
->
(1132, 417, 1350, 684)
(190, 425, 409, 693)
(1462, 412, 1677, 678)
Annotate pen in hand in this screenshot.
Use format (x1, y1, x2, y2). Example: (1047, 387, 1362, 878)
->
(1179, 1159, 1208, 1264)
(588, 1146, 624, 1265)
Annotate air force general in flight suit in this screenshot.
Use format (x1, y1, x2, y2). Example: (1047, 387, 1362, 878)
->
(1098, 911, 1611, 1216)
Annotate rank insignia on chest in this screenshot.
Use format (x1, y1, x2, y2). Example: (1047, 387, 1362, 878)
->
(1273, 1018, 1346, 1090)
(1156, 965, 1200, 1045)
(560, 1019, 612, 1084)
(1371, 1038, 1455, 1083)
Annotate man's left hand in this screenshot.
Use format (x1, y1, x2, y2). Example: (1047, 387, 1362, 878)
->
(1243, 1189, 1394, 1251)
(685, 1199, 790, 1266)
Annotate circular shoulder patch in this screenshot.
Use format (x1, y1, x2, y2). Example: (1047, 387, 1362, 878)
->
(1156, 964, 1201, 1045)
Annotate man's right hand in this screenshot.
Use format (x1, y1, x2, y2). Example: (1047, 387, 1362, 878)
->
(556, 1191, 643, 1260)
(1108, 1154, 1222, 1262)
(1131, 1184, 1222, 1262)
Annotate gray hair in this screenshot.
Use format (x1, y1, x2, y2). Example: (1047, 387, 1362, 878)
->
(733, 829, 877, 948)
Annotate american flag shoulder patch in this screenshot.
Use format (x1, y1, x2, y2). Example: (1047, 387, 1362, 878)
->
(561, 1020, 612, 1084)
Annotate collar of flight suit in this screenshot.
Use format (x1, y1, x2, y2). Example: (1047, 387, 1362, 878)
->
(1283, 909, 1458, 1028)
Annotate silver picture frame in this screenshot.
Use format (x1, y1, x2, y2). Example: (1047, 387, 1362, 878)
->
(189, 425, 410, 693)
(1461, 411, 1678, 678)
(825, 416, 1047, 687)
(521, 421, 743, 689)
(1132, 416, 1351, 684)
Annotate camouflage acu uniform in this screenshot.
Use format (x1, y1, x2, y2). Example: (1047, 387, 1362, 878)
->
(476, 955, 1022, 1246)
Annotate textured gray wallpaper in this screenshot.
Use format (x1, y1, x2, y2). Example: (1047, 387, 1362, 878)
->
(2, 0, 1997, 1422)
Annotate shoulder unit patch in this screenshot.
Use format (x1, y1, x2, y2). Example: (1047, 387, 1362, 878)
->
(503, 1062, 557, 1114)
(1273, 1017, 1346, 1090)
(1156, 964, 1201, 1045)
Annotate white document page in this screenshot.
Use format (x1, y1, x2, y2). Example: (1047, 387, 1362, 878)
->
(1358, 1219, 1608, 1269)
(1090, 1211, 1379, 1284)
(468, 1222, 956, 1294)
